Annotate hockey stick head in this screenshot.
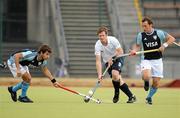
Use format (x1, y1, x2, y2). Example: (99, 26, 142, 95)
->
(0, 62, 7, 69)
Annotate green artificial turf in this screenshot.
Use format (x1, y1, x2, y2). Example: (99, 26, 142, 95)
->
(0, 87, 179, 118)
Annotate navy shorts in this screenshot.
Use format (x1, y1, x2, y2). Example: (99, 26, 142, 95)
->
(105, 57, 124, 78)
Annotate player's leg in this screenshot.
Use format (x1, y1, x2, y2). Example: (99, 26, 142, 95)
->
(146, 77, 160, 105)
(111, 70, 120, 103)
(106, 64, 120, 103)
(7, 60, 21, 102)
(18, 72, 33, 103)
(118, 74, 136, 103)
(112, 59, 136, 103)
(146, 59, 163, 105)
(105, 62, 121, 103)
(141, 60, 151, 91)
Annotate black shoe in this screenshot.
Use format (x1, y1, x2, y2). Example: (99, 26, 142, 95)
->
(8, 86, 17, 102)
(144, 81, 149, 91)
(127, 95, 136, 103)
(113, 91, 119, 103)
(146, 97, 152, 105)
(18, 96, 33, 103)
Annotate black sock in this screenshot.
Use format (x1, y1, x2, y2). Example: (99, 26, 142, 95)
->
(112, 80, 120, 93)
(119, 83, 133, 98)
(144, 81, 149, 85)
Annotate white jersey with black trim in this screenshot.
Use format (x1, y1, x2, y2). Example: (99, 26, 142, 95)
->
(95, 36, 121, 63)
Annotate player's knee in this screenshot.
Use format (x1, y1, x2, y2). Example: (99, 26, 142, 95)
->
(23, 78, 31, 83)
(142, 76, 150, 81)
(112, 73, 120, 81)
(152, 81, 159, 88)
(22, 76, 31, 83)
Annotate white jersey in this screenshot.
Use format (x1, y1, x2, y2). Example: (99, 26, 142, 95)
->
(95, 36, 121, 63)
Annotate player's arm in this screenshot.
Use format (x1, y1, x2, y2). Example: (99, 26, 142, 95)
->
(115, 47, 123, 56)
(111, 47, 124, 62)
(14, 53, 23, 77)
(130, 44, 141, 55)
(159, 33, 176, 52)
(41, 66, 60, 87)
(96, 55, 102, 81)
(130, 33, 142, 55)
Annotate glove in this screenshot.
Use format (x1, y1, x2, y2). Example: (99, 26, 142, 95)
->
(112, 56, 117, 63)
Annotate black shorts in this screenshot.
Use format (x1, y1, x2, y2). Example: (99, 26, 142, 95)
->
(105, 57, 124, 78)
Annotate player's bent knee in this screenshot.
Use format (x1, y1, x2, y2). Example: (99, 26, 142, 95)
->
(22, 75, 32, 83)
(142, 76, 150, 81)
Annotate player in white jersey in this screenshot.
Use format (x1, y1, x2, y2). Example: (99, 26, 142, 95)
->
(95, 26, 136, 103)
(130, 17, 175, 105)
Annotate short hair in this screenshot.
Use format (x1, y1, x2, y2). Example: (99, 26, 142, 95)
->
(96, 26, 109, 35)
(142, 16, 153, 25)
(38, 44, 52, 54)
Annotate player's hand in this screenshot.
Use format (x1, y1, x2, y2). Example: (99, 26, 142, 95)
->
(159, 45, 165, 52)
(107, 59, 113, 67)
(129, 50, 136, 56)
(53, 82, 61, 88)
(112, 56, 117, 63)
(16, 70, 22, 77)
(98, 74, 103, 82)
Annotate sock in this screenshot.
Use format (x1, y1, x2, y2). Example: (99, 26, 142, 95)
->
(112, 80, 120, 93)
(21, 81, 30, 97)
(12, 82, 22, 92)
(144, 81, 149, 85)
(119, 83, 133, 98)
(147, 87, 157, 98)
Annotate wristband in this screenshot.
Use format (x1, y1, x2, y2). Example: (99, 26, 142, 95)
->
(51, 78, 56, 83)
(163, 43, 168, 48)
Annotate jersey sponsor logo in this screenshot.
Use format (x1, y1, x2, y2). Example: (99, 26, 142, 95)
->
(118, 62, 122, 67)
(145, 42, 158, 47)
(153, 35, 157, 40)
(38, 62, 42, 66)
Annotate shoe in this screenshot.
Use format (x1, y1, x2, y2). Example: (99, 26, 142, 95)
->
(127, 95, 136, 103)
(113, 91, 119, 103)
(144, 81, 149, 91)
(18, 96, 33, 103)
(8, 86, 17, 102)
(146, 97, 152, 105)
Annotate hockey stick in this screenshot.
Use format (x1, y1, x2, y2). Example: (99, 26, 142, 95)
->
(57, 84, 101, 104)
(0, 62, 7, 69)
(173, 42, 180, 47)
(115, 48, 160, 59)
(84, 66, 109, 103)
(84, 48, 160, 103)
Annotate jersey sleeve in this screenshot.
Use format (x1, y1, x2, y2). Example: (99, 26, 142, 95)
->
(21, 51, 32, 57)
(136, 32, 142, 45)
(95, 42, 101, 55)
(41, 60, 48, 67)
(113, 37, 121, 49)
(156, 29, 168, 42)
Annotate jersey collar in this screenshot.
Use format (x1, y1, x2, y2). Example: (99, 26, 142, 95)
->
(145, 28, 154, 35)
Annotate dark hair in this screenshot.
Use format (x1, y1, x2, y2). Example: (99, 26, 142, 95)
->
(96, 26, 109, 35)
(38, 44, 52, 54)
(142, 16, 153, 25)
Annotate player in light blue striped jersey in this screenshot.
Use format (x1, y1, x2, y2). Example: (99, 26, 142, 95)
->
(7, 44, 60, 103)
(130, 17, 175, 105)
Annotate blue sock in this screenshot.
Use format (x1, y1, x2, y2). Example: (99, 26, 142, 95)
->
(21, 82, 30, 97)
(147, 87, 157, 98)
(12, 82, 22, 92)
